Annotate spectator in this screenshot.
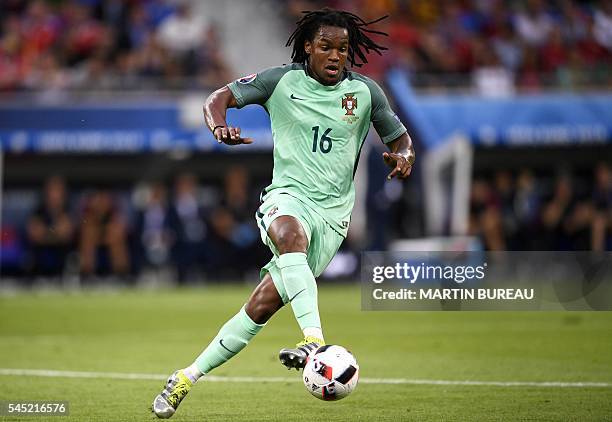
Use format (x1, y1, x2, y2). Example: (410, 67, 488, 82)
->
(196, 23, 233, 88)
(69, 51, 114, 91)
(156, 1, 204, 75)
(20, 0, 61, 60)
(23, 52, 70, 102)
(124, 3, 150, 50)
(514, 0, 554, 47)
(469, 179, 506, 250)
(26, 176, 74, 278)
(558, 0, 590, 43)
(513, 169, 541, 248)
(517, 46, 543, 92)
(540, 25, 568, 75)
(143, 0, 176, 28)
(93, 0, 129, 30)
(493, 170, 518, 245)
(0, 15, 25, 90)
(167, 173, 208, 283)
(592, 163, 612, 251)
(135, 31, 167, 80)
(61, 2, 110, 66)
(208, 166, 263, 279)
(593, 0, 612, 51)
(540, 172, 593, 250)
(79, 189, 130, 277)
(133, 182, 174, 273)
(472, 35, 514, 97)
(492, 21, 523, 72)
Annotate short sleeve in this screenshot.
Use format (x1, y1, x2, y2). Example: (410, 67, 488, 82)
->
(368, 80, 407, 144)
(227, 66, 292, 109)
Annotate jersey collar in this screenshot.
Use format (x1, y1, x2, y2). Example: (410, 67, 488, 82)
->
(303, 64, 347, 91)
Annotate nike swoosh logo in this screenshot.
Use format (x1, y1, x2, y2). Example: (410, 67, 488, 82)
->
(289, 288, 306, 302)
(290, 94, 306, 100)
(219, 339, 238, 354)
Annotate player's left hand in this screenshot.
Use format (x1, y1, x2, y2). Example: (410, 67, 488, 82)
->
(383, 151, 413, 180)
(214, 126, 254, 145)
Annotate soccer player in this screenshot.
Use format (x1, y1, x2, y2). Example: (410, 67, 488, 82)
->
(152, 9, 414, 418)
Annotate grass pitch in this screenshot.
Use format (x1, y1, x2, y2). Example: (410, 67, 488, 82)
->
(0, 284, 611, 421)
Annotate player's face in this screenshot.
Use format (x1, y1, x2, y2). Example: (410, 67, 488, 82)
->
(305, 26, 349, 85)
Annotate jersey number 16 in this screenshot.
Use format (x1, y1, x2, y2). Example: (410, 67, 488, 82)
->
(311, 126, 333, 154)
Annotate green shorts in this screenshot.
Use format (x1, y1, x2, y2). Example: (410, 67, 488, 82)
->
(255, 192, 344, 303)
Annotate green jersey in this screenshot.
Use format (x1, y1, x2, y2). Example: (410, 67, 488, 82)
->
(228, 63, 406, 237)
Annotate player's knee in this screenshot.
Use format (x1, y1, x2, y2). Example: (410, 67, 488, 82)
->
(275, 230, 308, 254)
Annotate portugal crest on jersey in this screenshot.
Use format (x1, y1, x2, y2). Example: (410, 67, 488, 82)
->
(342, 94, 359, 124)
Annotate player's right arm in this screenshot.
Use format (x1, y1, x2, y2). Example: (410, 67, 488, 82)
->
(203, 66, 293, 146)
(204, 86, 253, 145)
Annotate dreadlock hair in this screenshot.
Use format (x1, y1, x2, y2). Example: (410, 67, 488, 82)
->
(286, 8, 388, 68)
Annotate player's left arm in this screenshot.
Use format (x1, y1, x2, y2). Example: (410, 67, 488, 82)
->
(366, 78, 415, 180)
(383, 132, 415, 180)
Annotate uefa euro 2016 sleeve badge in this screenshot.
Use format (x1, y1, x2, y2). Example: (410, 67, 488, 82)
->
(342, 93, 359, 124)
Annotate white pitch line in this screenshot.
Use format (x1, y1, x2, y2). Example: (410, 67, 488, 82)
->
(0, 368, 610, 388)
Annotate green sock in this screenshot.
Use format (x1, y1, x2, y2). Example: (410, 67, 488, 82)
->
(277, 252, 321, 331)
(194, 306, 264, 374)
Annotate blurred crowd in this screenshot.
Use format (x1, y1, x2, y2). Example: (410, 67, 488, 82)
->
(2, 168, 270, 283)
(285, 0, 612, 93)
(0, 0, 232, 93)
(7, 160, 610, 284)
(469, 163, 612, 251)
(1, 0, 610, 95)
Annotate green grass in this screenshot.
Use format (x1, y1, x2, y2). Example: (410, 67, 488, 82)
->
(0, 285, 611, 421)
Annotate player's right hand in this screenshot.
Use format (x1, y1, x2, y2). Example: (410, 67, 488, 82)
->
(214, 126, 254, 145)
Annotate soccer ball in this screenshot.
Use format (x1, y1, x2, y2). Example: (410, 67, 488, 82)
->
(302, 345, 359, 401)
